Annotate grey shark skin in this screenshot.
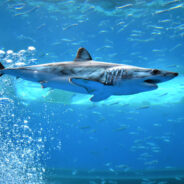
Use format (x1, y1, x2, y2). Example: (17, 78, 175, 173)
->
(0, 48, 178, 102)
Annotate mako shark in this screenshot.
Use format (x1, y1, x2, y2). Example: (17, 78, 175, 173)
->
(0, 48, 178, 102)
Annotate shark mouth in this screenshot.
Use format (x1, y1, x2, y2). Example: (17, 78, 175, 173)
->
(144, 79, 161, 84)
(144, 79, 160, 88)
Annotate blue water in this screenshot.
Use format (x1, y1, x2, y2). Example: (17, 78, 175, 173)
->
(0, 0, 184, 183)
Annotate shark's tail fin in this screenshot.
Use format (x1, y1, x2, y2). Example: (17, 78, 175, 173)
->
(0, 62, 5, 77)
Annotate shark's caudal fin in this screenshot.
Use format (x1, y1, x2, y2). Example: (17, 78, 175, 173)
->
(74, 48, 92, 62)
(0, 62, 5, 77)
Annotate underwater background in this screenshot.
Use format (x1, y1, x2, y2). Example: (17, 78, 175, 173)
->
(0, 0, 184, 183)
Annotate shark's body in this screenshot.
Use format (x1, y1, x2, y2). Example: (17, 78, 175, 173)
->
(0, 48, 178, 102)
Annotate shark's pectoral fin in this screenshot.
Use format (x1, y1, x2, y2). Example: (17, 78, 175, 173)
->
(70, 78, 111, 102)
(70, 78, 102, 93)
(90, 93, 111, 102)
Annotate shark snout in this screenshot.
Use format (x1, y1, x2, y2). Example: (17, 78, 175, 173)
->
(151, 69, 178, 77)
(164, 71, 178, 78)
(144, 69, 178, 85)
(170, 72, 178, 77)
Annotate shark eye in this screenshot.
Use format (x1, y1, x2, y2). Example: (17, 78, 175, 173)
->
(152, 69, 161, 75)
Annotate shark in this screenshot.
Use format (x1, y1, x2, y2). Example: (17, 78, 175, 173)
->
(0, 48, 178, 102)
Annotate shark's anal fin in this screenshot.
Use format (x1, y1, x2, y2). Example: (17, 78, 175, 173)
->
(70, 77, 111, 102)
(74, 48, 92, 62)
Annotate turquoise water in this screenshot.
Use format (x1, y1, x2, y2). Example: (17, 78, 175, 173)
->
(0, 0, 184, 183)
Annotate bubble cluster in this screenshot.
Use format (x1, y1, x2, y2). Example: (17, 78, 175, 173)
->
(0, 96, 45, 183)
(0, 46, 37, 68)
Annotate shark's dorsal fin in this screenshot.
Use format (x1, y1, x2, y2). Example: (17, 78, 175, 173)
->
(74, 48, 92, 62)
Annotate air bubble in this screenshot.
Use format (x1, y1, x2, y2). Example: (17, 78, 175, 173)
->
(6, 50, 14, 55)
(24, 120, 28, 124)
(6, 59, 13, 63)
(28, 46, 36, 52)
(38, 138, 42, 142)
(0, 50, 5, 58)
(18, 49, 26, 56)
(15, 62, 26, 66)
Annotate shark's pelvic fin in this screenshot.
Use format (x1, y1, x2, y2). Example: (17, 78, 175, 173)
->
(74, 48, 92, 62)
